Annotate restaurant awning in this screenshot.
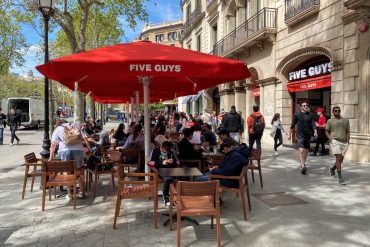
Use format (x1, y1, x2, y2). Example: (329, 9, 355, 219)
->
(190, 92, 203, 102)
(181, 95, 192, 104)
(287, 74, 332, 92)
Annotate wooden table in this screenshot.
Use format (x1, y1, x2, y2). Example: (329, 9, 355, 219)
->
(159, 167, 202, 177)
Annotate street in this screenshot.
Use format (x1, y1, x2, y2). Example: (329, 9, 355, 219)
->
(0, 125, 370, 246)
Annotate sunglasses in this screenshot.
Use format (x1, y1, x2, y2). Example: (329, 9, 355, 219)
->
(301, 104, 309, 107)
(334, 110, 341, 113)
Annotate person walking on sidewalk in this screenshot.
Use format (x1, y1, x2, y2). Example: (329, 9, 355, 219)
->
(7, 108, 20, 146)
(247, 106, 265, 150)
(0, 107, 7, 145)
(223, 106, 242, 142)
(270, 113, 287, 156)
(312, 107, 327, 156)
(325, 106, 350, 185)
(288, 102, 317, 175)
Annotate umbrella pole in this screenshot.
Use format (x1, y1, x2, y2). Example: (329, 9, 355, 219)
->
(140, 76, 152, 180)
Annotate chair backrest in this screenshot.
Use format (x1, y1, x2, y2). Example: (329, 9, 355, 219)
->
(107, 150, 123, 163)
(177, 180, 219, 197)
(24, 152, 37, 163)
(44, 160, 77, 174)
(249, 149, 261, 160)
(120, 148, 141, 165)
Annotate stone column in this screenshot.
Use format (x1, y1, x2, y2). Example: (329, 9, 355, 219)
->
(234, 86, 246, 116)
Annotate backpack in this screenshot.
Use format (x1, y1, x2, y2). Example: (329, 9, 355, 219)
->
(252, 115, 264, 134)
(62, 124, 81, 145)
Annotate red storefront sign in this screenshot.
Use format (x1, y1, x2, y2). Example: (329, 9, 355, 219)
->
(287, 74, 332, 92)
(252, 88, 260, 96)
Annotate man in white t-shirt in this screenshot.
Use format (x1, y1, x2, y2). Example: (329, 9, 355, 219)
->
(49, 121, 91, 199)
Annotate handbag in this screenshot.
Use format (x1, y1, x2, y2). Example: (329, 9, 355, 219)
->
(62, 124, 81, 145)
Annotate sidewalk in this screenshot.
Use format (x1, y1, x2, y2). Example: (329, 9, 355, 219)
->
(0, 130, 369, 246)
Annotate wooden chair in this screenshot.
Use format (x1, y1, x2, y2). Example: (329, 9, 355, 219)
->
(22, 152, 44, 199)
(179, 159, 202, 172)
(169, 181, 221, 247)
(248, 149, 263, 189)
(87, 148, 120, 198)
(113, 165, 158, 229)
(209, 166, 250, 220)
(211, 155, 224, 168)
(42, 160, 77, 210)
(120, 148, 141, 172)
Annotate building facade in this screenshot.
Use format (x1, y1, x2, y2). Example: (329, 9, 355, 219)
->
(139, 19, 183, 47)
(178, 0, 370, 162)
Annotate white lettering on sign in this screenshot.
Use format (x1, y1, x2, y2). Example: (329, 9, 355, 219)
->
(129, 64, 181, 73)
(289, 62, 332, 81)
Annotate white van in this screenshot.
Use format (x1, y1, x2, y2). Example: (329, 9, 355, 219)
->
(7, 97, 45, 128)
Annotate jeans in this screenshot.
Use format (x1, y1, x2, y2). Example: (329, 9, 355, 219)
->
(249, 133, 263, 150)
(162, 176, 173, 197)
(10, 125, 20, 144)
(59, 150, 84, 169)
(197, 172, 238, 188)
(314, 128, 327, 154)
(0, 128, 4, 144)
(274, 132, 283, 151)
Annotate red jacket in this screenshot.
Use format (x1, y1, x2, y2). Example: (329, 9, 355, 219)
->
(247, 112, 265, 134)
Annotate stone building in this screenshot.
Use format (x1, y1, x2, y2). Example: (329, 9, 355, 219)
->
(139, 19, 183, 47)
(178, 0, 370, 162)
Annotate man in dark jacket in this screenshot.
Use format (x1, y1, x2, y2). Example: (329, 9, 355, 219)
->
(223, 106, 242, 143)
(177, 128, 202, 160)
(8, 108, 20, 146)
(197, 137, 247, 188)
(0, 107, 7, 145)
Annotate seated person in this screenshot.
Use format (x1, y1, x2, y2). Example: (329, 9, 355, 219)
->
(189, 125, 202, 144)
(94, 126, 110, 146)
(123, 124, 144, 150)
(177, 128, 202, 160)
(219, 129, 232, 154)
(197, 137, 246, 188)
(149, 140, 178, 206)
(81, 121, 94, 136)
(113, 123, 128, 146)
(201, 123, 217, 147)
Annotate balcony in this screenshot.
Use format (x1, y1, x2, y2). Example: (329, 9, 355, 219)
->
(285, 0, 320, 26)
(206, 0, 218, 12)
(211, 8, 277, 57)
(344, 0, 370, 10)
(183, 5, 205, 37)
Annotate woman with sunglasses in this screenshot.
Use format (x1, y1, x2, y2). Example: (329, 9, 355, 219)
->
(288, 101, 317, 175)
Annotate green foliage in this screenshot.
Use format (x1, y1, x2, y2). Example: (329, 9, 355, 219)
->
(139, 102, 165, 112)
(0, 74, 44, 99)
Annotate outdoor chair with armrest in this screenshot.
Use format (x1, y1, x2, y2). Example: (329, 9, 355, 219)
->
(22, 152, 44, 199)
(169, 180, 221, 247)
(113, 165, 158, 229)
(87, 148, 120, 198)
(119, 148, 141, 172)
(42, 160, 77, 210)
(208, 166, 250, 220)
(248, 148, 263, 189)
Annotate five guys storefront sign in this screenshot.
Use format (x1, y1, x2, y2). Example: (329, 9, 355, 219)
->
(287, 62, 332, 92)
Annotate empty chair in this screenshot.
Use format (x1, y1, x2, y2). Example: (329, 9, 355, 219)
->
(170, 180, 221, 247)
(248, 149, 263, 189)
(22, 152, 44, 199)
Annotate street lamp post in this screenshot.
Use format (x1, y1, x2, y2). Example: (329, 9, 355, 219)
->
(38, 0, 54, 159)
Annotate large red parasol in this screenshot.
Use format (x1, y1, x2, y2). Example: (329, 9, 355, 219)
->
(36, 40, 251, 175)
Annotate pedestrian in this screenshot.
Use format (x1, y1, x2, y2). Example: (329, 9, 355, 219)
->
(8, 108, 20, 146)
(312, 107, 327, 156)
(210, 110, 218, 133)
(238, 111, 245, 143)
(49, 121, 92, 199)
(288, 101, 317, 175)
(325, 106, 350, 185)
(247, 105, 265, 150)
(270, 113, 287, 156)
(223, 105, 242, 142)
(0, 107, 7, 145)
(201, 109, 211, 126)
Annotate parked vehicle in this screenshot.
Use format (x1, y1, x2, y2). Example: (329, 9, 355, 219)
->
(7, 97, 44, 128)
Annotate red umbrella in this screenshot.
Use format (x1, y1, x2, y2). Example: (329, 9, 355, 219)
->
(36, 40, 251, 174)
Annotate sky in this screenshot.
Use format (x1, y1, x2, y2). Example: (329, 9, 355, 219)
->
(10, 0, 183, 77)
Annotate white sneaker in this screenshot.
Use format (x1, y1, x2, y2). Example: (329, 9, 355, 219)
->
(66, 194, 72, 201)
(9, 143, 13, 146)
(275, 151, 279, 156)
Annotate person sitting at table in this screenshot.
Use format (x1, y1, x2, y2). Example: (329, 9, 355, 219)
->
(177, 128, 202, 160)
(149, 140, 178, 206)
(218, 129, 232, 154)
(113, 123, 128, 147)
(202, 123, 217, 147)
(196, 137, 247, 188)
(123, 124, 144, 150)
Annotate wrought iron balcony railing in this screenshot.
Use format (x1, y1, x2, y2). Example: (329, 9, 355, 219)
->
(183, 4, 204, 36)
(206, 0, 218, 11)
(211, 8, 277, 56)
(285, 0, 320, 24)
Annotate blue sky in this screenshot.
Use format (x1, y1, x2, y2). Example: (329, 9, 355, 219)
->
(11, 0, 182, 77)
